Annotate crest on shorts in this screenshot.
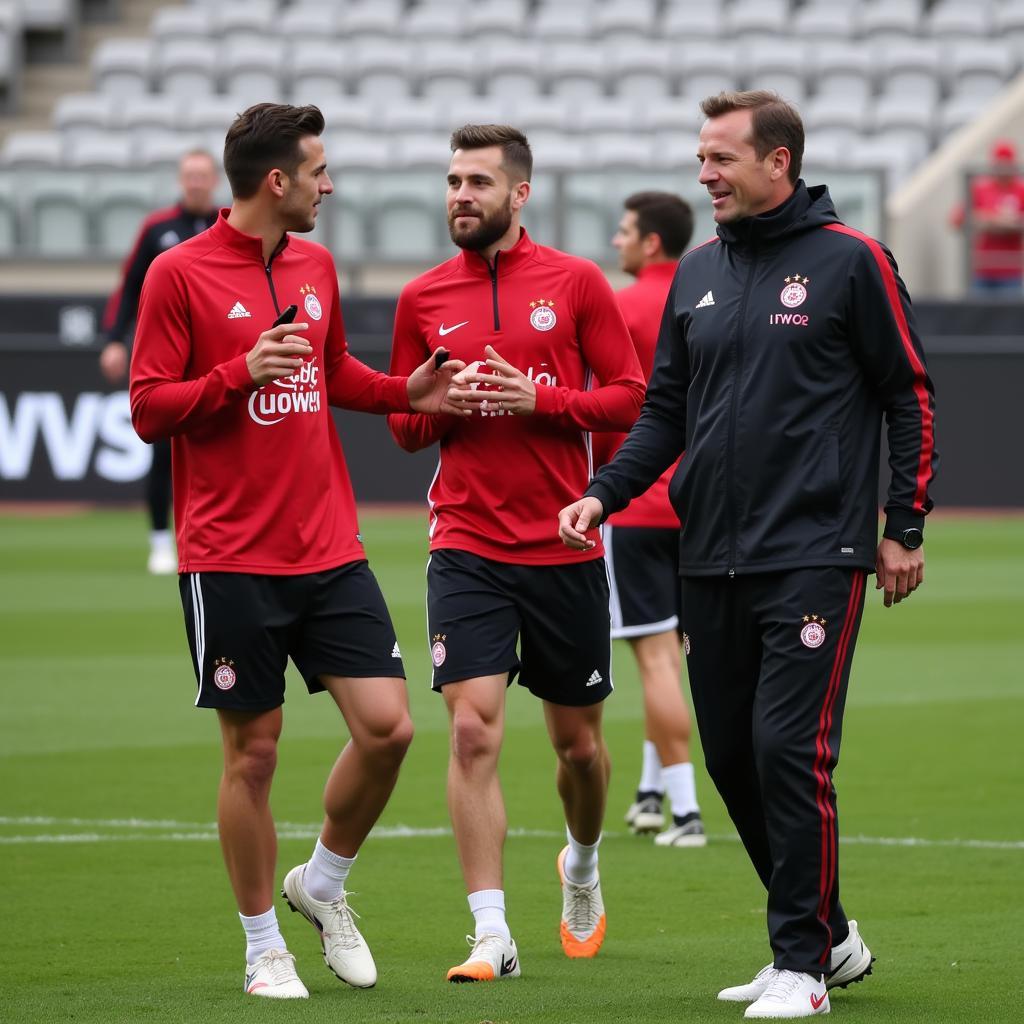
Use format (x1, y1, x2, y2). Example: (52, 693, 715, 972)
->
(780, 274, 809, 308)
(213, 657, 237, 690)
(799, 614, 827, 649)
(299, 283, 322, 321)
(682, 632, 691, 656)
(529, 298, 557, 332)
(431, 633, 447, 668)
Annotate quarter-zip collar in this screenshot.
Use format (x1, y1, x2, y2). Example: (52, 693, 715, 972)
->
(457, 227, 536, 278)
(212, 208, 290, 265)
(716, 182, 838, 254)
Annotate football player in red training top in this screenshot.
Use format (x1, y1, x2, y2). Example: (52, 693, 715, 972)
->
(130, 103, 462, 999)
(601, 191, 706, 849)
(388, 124, 645, 983)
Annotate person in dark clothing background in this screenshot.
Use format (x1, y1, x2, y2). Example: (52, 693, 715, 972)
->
(99, 149, 219, 573)
(560, 90, 937, 1019)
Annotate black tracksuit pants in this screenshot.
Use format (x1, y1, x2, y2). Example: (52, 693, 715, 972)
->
(680, 567, 867, 975)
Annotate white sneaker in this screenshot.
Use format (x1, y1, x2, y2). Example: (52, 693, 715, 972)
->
(720, 919, 874, 1003)
(243, 948, 309, 999)
(745, 971, 829, 1018)
(827, 920, 874, 989)
(446, 933, 521, 983)
(147, 544, 177, 575)
(624, 793, 665, 834)
(654, 812, 707, 848)
(556, 846, 606, 958)
(281, 864, 377, 988)
(719, 964, 779, 1002)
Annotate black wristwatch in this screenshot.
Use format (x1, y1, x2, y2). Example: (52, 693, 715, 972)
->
(895, 527, 924, 550)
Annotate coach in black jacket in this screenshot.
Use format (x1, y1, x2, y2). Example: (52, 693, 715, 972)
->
(561, 91, 937, 1019)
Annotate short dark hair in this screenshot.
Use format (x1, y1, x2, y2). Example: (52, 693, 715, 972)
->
(624, 192, 694, 259)
(450, 124, 533, 183)
(700, 90, 804, 184)
(223, 103, 325, 199)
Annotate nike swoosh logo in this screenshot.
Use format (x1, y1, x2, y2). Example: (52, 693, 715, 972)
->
(810, 992, 827, 1010)
(439, 320, 469, 336)
(829, 951, 852, 977)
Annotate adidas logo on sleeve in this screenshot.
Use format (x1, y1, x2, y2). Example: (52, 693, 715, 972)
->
(695, 291, 715, 309)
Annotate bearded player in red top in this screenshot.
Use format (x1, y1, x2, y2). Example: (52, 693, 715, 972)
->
(129, 103, 461, 1000)
(599, 192, 706, 849)
(387, 125, 645, 982)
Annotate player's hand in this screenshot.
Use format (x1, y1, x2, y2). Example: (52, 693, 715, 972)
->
(446, 344, 537, 417)
(558, 496, 604, 550)
(407, 348, 467, 414)
(246, 322, 312, 387)
(875, 538, 924, 608)
(99, 341, 129, 383)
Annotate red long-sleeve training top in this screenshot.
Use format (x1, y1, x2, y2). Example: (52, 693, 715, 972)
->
(388, 229, 645, 565)
(130, 211, 411, 574)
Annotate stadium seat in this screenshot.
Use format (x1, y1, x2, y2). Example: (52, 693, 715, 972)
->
(352, 41, 413, 99)
(0, 172, 19, 254)
(151, 6, 213, 47)
(419, 43, 479, 100)
(92, 175, 160, 257)
(993, 0, 1024, 63)
(213, 3, 276, 47)
(25, 172, 92, 256)
(66, 134, 134, 169)
(532, 3, 594, 43)
(793, 4, 857, 43)
(743, 40, 809, 104)
(509, 96, 573, 151)
(402, 4, 461, 42)
(393, 133, 449, 170)
(802, 134, 845, 170)
(466, 1, 528, 48)
(530, 136, 586, 172)
(157, 40, 219, 97)
(593, 133, 655, 170)
(811, 43, 874, 101)
(180, 94, 247, 140)
(849, 134, 921, 190)
(726, 0, 793, 46)
(289, 41, 349, 102)
(876, 39, 942, 104)
(857, 0, 924, 44)
(872, 93, 936, 159)
(0, 131, 63, 168)
(674, 42, 740, 104)
(222, 39, 287, 103)
(938, 90, 992, 137)
(479, 45, 542, 98)
(279, 5, 344, 45)
(92, 38, 153, 96)
(338, 1, 404, 46)
(136, 131, 206, 171)
(53, 92, 116, 145)
(316, 96, 377, 136)
(325, 132, 392, 171)
(379, 99, 442, 135)
(371, 169, 445, 259)
(661, 1, 723, 43)
(946, 40, 1016, 99)
(21, 0, 79, 61)
(579, 99, 642, 135)
(443, 97, 511, 133)
(592, 0, 658, 43)
(608, 41, 672, 100)
(642, 97, 703, 137)
(926, 1, 993, 42)
(803, 92, 870, 148)
(545, 44, 606, 100)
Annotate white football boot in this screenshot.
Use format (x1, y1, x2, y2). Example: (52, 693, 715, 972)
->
(243, 949, 308, 999)
(745, 971, 829, 1018)
(446, 933, 521, 983)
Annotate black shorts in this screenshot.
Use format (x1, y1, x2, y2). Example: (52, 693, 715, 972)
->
(179, 561, 405, 711)
(426, 549, 613, 706)
(604, 524, 681, 639)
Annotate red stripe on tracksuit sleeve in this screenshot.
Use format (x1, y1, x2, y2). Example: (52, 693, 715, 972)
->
(823, 224, 935, 513)
(813, 571, 865, 964)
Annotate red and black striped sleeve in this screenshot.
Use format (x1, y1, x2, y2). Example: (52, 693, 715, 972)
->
(827, 224, 938, 535)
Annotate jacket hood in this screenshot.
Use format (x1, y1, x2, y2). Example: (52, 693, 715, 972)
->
(717, 182, 840, 252)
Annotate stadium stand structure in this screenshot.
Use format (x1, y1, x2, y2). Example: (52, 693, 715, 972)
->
(0, 0, 1021, 296)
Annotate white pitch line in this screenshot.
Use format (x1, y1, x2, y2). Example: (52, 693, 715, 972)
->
(0, 818, 1021, 850)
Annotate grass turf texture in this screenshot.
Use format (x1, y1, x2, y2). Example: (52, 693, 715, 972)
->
(1, 509, 1021, 1023)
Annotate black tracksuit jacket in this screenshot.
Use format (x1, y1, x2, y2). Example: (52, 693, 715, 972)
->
(586, 183, 938, 575)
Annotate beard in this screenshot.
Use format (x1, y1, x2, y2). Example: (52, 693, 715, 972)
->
(448, 198, 513, 251)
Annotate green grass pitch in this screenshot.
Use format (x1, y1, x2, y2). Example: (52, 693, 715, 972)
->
(1, 508, 1021, 1023)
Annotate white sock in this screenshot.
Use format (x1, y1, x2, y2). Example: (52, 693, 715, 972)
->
(639, 740, 663, 795)
(468, 888, 510, 941)
(303, 839, 356, 902)
(662, 762, 699, 818)
(150, 529, 173, 551)
(240, 907, 287, 964)
(563, 827, 600, 886)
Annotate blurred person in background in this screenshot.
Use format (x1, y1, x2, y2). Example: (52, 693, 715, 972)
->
(560, 90, 937, 1018)
(599, 191, 705, 848)
(129, 103, 460, 1000)
(99, 149, 219, 573)
(388, 124, 644, 983)
(950, 139, 1024, 295)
